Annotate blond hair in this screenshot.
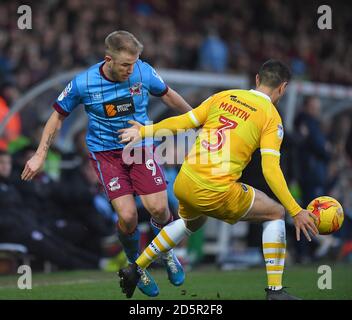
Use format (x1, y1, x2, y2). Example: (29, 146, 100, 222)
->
(105, 30, 143, 56)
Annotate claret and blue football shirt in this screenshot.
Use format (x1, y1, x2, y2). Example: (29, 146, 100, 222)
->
(53, 59, 168, 152)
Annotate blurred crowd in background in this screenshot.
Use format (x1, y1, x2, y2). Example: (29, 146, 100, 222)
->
(1, 0, 352, 95)
(0, 0, 352, 272)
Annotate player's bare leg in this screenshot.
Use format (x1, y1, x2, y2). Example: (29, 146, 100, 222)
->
(112, 195, 159, 297)
(140, 190, 185, 286)
(241, 188, 301, 300)
(119, 215, 207, 298)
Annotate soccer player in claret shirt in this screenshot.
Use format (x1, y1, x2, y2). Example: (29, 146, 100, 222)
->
(21, 30, 192, 297)
(118, 60, 319, 300)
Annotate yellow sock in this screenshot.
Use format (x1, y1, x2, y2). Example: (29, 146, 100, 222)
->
(136, 220, 190, 269)
(262, 220, 286, 290)
(263, 244, 285, 289)
(136, 230, 174, 268)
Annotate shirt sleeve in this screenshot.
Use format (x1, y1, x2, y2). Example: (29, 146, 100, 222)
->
(190, 94, 214, 125)
(52, 78, 81, 116)
(260, 112, 284, 157)
(140, 95, 212, 138)
(262, 155, 302, 217)
(260, 111, 302, 217)
(145, 62, 168, 97)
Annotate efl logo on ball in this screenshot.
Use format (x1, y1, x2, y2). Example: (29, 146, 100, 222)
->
(307, 196, 344, 235)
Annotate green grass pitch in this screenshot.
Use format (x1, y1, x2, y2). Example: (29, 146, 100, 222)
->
(0, 264, 351, 300)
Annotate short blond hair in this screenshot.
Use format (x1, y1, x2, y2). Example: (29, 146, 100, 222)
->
(105, 30, 143, 56)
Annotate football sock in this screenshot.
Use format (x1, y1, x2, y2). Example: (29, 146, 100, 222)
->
(136, 219, 192, 269)
(262, 219, 286, 290)
(150, 214, 174, 236)
(117, 223, 140, 263)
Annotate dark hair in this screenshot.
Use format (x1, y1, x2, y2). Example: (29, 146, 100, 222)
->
(258, 59, 291, 88)
(105, 30, 143, 56)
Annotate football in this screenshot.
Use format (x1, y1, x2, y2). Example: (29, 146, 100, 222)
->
(307, 196, 344, 235)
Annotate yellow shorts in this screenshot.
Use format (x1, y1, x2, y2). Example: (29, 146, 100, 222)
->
(174, 170, 255, 224)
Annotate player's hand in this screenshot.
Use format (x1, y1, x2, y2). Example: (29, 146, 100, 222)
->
(293, 209, 319, 242)
(118, 120, 143, 147)
(21, 153, 45, 181)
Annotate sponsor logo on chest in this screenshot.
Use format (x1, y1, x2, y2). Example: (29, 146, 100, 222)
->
(103, 96, 135, 118)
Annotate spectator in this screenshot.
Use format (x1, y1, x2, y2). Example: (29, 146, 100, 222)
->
(1, 1, 351, 90)
(199, 28, 229, 73)
(0, 150, 103, 270)
(56, 158, 117, 256)
(0, 90, 21, 151)
(295, 97, 331, 207)
(294, 96, 332, 262)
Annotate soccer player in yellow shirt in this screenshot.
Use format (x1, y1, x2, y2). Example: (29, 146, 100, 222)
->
(118, 60, 318, 300)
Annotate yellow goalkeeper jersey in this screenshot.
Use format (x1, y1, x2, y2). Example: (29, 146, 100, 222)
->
(140, 89, 302, 216)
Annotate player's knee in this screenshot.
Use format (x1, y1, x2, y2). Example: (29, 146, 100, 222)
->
(148, 204, 168, 221)
(273, 204, 285, 220)
(265, 203, 285, 221)
(118, 211, 138, 232)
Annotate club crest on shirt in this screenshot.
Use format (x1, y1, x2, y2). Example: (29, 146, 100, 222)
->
(129, 82, 142, 96)
(107, 177, 120, 191)
(154, 177, 163, 185)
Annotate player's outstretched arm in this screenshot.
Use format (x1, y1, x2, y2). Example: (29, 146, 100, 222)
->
(21, 111, 65, 181)
(119, 97, 211, 146)
(261, 154, 319, 241)
(161, 87, 193, 113)
(118, 109, 203, 146)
